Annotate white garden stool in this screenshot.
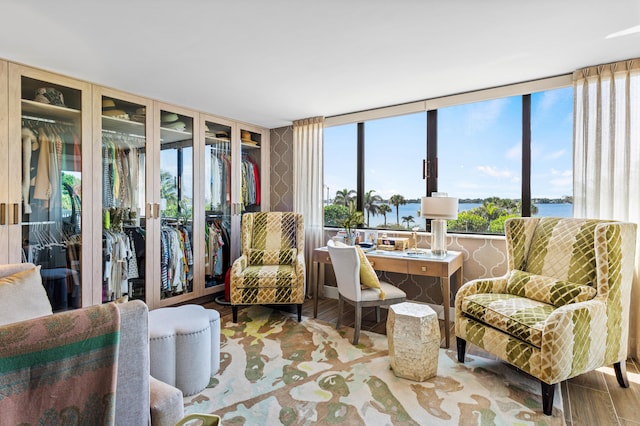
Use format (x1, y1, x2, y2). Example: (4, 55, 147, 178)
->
(149, 305, 220, 396)
(387, 302, 440, 382)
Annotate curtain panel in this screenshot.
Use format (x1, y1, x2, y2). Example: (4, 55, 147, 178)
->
(573, 58, 640, 359)
(293, 117, 324, 296)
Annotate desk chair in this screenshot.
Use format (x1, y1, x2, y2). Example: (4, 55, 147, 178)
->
(327, 239, 406, 344)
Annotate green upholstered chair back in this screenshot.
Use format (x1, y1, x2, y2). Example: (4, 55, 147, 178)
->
(242, 212, 304, 265)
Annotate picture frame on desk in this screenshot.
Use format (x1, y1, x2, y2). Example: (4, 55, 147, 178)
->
(363, 230, 377, 245)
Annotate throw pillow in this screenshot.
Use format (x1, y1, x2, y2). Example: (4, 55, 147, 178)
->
(0, 265, 52, 326)
(506, 269, 596, 307)
(355, 245, 385, 300)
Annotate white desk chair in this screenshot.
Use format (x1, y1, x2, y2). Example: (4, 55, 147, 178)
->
(327, 240, 406, 344)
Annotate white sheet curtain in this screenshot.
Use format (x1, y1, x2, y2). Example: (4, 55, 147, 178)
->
(573, 58, 640, 359)
(293, 117, 324, 297)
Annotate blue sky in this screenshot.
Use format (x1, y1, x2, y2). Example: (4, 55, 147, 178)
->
(324, 87, 573, 201)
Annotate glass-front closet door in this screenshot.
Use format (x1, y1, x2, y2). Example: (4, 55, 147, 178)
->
(203, 118, 233, 293)
(157, 107, 195, 302)
(99, 92, 151, 304)
(8, 65, 91, 311)
(239, 127, 263, 214)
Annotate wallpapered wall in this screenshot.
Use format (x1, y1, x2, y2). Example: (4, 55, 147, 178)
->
(269, 126, 294, 211)
(269, 126, 509, 306)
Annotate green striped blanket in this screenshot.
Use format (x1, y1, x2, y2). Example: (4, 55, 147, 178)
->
(0, 303, 120, 425)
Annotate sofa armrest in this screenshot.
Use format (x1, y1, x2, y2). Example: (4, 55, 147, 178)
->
(150, 376, 184, 426)
(115, 300, 151, 426)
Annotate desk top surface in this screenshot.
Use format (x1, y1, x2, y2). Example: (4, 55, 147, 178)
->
(314, 246, 462, 262)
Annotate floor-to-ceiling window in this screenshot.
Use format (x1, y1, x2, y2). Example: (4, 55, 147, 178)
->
(323, 77, 574, 235)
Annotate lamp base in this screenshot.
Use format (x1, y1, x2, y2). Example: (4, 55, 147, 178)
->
(430, 219, 448, 257)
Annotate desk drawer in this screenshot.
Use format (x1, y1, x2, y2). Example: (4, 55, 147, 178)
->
(408, 261, 446, 276)
(368, 257, 408, 274)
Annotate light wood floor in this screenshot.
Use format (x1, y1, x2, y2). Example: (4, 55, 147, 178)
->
(202, 296, 640, 425)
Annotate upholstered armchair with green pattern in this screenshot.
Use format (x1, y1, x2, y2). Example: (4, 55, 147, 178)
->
(455, 217, 637, 416)
(230, 212, 305, 323)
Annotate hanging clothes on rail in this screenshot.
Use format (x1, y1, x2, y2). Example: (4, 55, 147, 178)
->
(22, 121, 79, 217)
(160, 224, 193, 296)
(204, 218, 230, 286)
(240, 154, 260, 209)
(102, 229, 136, 302)
(102, 134, 141, 213)
(207, 146, 231, 211)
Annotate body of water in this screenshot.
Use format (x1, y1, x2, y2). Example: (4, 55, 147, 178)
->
(366, 202, 573, 228)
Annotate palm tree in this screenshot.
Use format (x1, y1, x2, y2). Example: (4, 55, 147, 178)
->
(363, 189, 383, 226)
(334, 188, 356, 206)
(389, 194, 406, 225)
(378, 204, 392, 226)
(401, 215, 415, 228)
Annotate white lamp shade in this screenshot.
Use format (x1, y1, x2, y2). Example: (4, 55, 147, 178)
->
(421, 196, 459, 220)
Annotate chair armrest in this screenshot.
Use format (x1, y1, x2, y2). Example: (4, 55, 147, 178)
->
(231, 255, 248, 275)
(454, 276, 508, 317)
(540, 299, 609, 382)
(295, 252, 306, 286)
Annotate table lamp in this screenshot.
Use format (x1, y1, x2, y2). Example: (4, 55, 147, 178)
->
(421, 193, 458, 257)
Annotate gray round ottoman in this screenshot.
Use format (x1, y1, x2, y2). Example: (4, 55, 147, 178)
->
(149, 305, 220, 396)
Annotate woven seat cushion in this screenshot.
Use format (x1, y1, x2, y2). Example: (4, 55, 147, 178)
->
(236, 265, 296, 288)
(461, 293, 555, 348)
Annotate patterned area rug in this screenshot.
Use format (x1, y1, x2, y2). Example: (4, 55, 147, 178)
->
(184, 305, 564, 425)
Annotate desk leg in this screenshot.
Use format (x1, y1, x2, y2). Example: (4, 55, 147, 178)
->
(313, 261, 319, 318)
(441, 276, 451, 349)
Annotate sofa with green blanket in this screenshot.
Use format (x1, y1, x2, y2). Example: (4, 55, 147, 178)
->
(0, 263, 184, 425)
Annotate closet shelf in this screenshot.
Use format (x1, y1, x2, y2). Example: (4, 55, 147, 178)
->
(22, 99, 80, 121)
(102, 115, 145, 137)
(160, 127, 192, 144)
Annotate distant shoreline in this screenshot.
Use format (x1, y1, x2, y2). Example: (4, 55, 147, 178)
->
(364, 202, 573, 227)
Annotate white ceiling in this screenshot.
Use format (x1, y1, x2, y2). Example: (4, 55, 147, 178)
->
(1, 1, 640, 129)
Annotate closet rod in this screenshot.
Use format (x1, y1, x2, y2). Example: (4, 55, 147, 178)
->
(22, 115, 76, 127)
(23, 220, 56, 225)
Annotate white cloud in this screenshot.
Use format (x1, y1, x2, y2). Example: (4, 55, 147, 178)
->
(477, 165, 513, 178)
(550, 168, 572, 177)
(465, 98, 508, 133)
(544, 149, 566, 160)
(506, 143, 521, 160)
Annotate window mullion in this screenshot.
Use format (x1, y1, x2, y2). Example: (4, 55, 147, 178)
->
(522, 94, 531, 217)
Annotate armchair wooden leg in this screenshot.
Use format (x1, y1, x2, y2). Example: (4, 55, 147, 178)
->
(456, 337, 466, 363)
(296, 304, 302, 322)
(541, 382, 555, 416)
(336, 296, 344, 330)
(232, 306, 238, 323)
(614, 361, 630, 388)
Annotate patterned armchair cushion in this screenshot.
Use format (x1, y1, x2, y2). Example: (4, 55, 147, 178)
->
(506, 270, 596, 307)
(461, 293, 555, 348)
(248, 248, 297, 265)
